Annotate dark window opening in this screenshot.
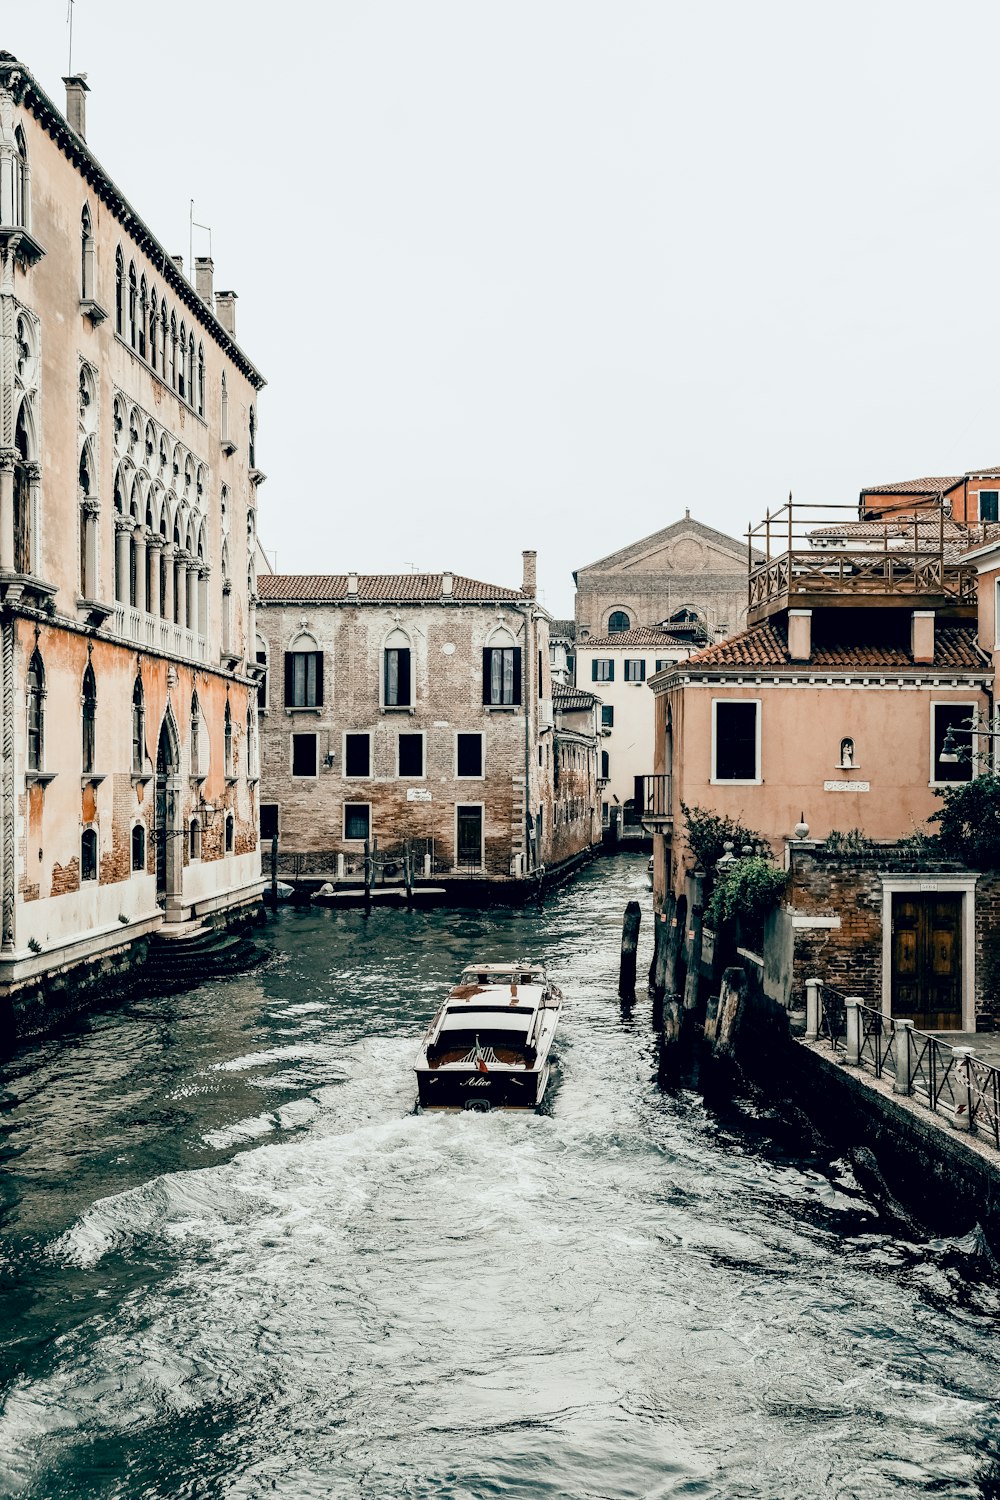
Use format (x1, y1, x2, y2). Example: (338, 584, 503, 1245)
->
(82, 663, 96, 774)
(131, 824, 145, 871)
(260, 803, 279, 840)
(456, 805, 483, 867)
(398, 733, 423, 777)
(81, 828, 98, 882)
(601, 705, 614, 729)
(607, 611, 630, 634)
(345, 733, 371, 778)
(291, 733, 318, 778)
(981, 491, 999, 523)
(225, 813, 234, 854)
(457, 733, 483, 777)
(27, 649, 44, 773)
(256, 650, 268, 709)
(934, 704, 974, 784)
(483, 647, 521, 706)
(714, 701, 758, 781)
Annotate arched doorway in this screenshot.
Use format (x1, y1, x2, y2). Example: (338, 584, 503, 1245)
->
(154, 711, 180, 906)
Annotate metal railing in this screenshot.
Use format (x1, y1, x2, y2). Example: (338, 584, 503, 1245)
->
(805, 985, 1000, 1149)
(638, 774, 672, 821)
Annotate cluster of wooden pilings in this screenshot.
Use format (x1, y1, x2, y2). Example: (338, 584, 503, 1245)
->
(619, 874, 767, 1085)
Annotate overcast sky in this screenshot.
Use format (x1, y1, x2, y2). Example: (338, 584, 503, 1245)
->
(7, 2, 999, 616)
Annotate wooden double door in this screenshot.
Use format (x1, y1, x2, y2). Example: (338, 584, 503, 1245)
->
(890, 892, 963, 1030)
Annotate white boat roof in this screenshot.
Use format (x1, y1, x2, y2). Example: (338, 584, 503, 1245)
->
(446, 981, 546, 1009)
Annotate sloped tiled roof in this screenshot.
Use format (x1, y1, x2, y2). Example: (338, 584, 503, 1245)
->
(580, 626, 694, 650)
(673, 621, 986, 673)
(258, 573, 526, 603)
(550, 618, 576, 639)
(861, 475, 964, 496)
(554, 685, 599, 709)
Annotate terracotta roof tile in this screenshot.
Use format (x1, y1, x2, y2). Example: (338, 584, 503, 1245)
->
(861, 475, 964, 496)
(675, 621, 986, 673)
(580, 626, 694, 650)
(554, 685, 599, 708)
(258, 573, 526, 603)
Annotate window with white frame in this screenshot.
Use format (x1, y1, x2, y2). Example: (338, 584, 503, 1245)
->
(932, 702, 976, 784)
(980, 490, 999, 523)
(284, 644, 323, 707)
(344, 803, 370, 841)
(712, 700, 760, 782)
(482, 636, 521, 706)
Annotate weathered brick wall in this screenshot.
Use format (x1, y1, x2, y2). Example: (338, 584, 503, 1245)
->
(549, 739, 599, 867)
(257, 598, 552, 876)
(974, 873, 1000, 1030)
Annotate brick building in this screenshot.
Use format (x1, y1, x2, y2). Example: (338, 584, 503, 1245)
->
(0, 56, 265, 1023)
(550, 685, 603, 867)
(256, 555, 599, 895)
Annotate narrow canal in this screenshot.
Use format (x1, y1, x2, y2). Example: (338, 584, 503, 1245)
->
(1, 854, 1000, 1498)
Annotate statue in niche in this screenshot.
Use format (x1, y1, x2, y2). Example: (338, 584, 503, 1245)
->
(839, 737, 855, 768)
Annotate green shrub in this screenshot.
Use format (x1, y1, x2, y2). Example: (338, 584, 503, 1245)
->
(708, 856, 787, 933)
(930, 775, 1000, 868)
(680, 803, 767, 874)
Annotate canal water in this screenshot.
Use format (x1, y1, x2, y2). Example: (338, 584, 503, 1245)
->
(1, 855, 1000, 1499)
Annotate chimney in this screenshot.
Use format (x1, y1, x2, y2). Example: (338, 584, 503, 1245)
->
(522, 549, 537, 598)
(346, 571, 358, 598)
(63, 74, 89, 139)
(441, 570, 453, 597)
(170, 254, 185, 279)
(912, 609, 935, 664)
(787, 608, 812, 662)
(215, 290, 237, 335)
(194, 256, 214, 307)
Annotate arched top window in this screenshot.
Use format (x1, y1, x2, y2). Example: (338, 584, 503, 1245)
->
(177, 321, 187, 398)
(169, 313, 177, 388)
(13, 125, 29, 228)
(131, 822, 146, 873)
(190, 690, 202, 778)
(131, 675, 145, 774)
(225, 812, 234, 854)
(224, 699, 234, 777)
(247, 701, 259, 778)
(81, 827, 98, 883)
(197, 344, 205, 417)
(607, 610, 631, 634)
(383, 627, 412, 708)
(138, 276, 148, 358)
(254, 633, 268, 711)
(81, 205, 94, 301)
(78, 444, 92, 496)
(189, 816, 201, 861)
(127, 262, 137, 347)
(249, 407, 256, 469)
(486, 624, 516, 648)
(148, 288, 158, 372)
(187, 334, 195, 403)
(27, 649, 44, 771)
(220, 373, 229, 444)
(483, 628, 521, 706)
(82, 663, 97, 774)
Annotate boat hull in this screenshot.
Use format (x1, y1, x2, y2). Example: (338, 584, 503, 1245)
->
(416, 1061, 550, 1110)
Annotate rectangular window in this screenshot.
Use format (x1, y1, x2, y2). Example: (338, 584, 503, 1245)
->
(624, 659, 646, 683)
(538, 649, 544, 698)
(981, 491, 999, 523)
(344, 803, 370, 841)
(398, 732, 424, 777)
(384, 647, 412, 707)
(456, 804, 484, 869)
(260, 803, 279, 840)
(655, 659, 672, 673)
(291, 733, 318, 778)
(457, 732, 484, 778)
(713, 700, 760, 782)
(932, 703, 975, 784)
(601, 705, 614, 729)
(482, 647, 521, 706)
(256, 650, 268, 710)
(566, 654, 575, 678)
(344, 733, 371, 778)
(592, 659, 613, 682)
(284, 651, 323, 708)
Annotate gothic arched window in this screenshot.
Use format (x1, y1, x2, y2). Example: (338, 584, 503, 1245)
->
(131, 823, 146, 871)
(190, 691, 201, 777)
(131, 675, 145, 774)
(249, 407, 256, 469)
(13, 125, 29, 227)
(138, 275, 147, 358)
(177, 321, 187, 398)
(224, 700, 233, 777)
(115, 249, 124, 334)
(26, 649, 44, 771)
(127, 262, 137, 347)
(383, 627, 412, 707)
(197, 344, 205, 417)
(81, 205, 95, 300)
(82, 662, 97, 774)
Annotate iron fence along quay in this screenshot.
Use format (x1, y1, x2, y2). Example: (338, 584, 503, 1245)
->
(805, 982, 1000, 1150)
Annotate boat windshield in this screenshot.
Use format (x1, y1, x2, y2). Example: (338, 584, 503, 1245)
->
(461, 967, 544, 987)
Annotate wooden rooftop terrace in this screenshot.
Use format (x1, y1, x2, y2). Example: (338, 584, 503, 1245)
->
(745, 501, 995, 626)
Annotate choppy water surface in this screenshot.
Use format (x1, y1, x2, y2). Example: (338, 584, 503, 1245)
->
(1, 856, 999, 1498)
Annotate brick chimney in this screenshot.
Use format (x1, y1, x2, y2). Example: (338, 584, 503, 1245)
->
(441, 570, 453, 597)
(194, 256, 214, 307)
(522, 549, 537, 598)
(215, 291, 237, 335)
(912, 610, 935, 664)
(63, 74, 89, 139)
(787, 608, 812, 662)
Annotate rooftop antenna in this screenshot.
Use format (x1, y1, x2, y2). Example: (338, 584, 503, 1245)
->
(188, 200, 213, 282)
(67, 0, 75, 75)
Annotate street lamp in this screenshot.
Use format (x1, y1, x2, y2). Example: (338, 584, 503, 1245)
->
(939, 716, 1000, 765)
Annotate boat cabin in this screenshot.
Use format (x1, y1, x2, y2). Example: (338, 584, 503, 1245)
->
(425, 964, 552, 1069)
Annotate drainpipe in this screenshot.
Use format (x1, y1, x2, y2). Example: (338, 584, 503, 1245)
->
(521, 599, 535, 874)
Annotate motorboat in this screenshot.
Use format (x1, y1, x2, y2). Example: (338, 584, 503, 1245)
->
(415, 961, 562, 1111)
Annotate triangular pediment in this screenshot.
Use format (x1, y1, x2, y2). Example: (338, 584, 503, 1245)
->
(575, 516, 748, 578)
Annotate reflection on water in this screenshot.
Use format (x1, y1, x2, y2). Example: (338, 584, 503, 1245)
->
(0, 856, 999, 1498)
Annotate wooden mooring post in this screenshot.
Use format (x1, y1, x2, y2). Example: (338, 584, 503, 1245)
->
(619, 900, 641, 1000)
